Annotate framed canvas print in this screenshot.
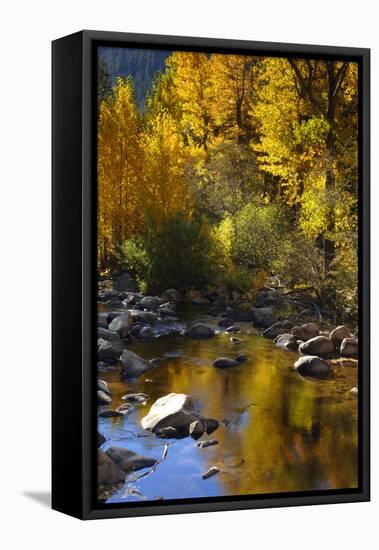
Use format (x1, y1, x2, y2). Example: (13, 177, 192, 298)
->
(52, 30, 370, 520)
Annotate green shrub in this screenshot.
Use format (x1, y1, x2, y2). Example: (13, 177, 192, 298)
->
(143, 214, 213, 293)
(233, 202, 288, 270)
(116, 237, 150, 284)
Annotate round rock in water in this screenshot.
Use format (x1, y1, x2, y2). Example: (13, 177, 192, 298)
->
(294, 355, 331, 377)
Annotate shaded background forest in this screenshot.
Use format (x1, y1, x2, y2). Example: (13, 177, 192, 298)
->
(97, 48, 359, 324)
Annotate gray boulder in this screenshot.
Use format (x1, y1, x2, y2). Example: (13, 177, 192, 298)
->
(263, 320, 293, 339)
(330, 325, 352, 348)
(291, 322, 319, 341)
(105, 446, 157, 473)
(141, 393, 218, 438)
(140, 296, 163, 311)
(108, 312, 133, 338)
(97, 449, 125, 486)
(97, 390, 112, 405)
(340, 337, 358, 358)
(130, 310, 158, 324)
(185, 323, 215, 339)
(97, 379, 110, 395)
(294, 355, 331, 377)
(299, 336, 335, 357)
(275, 333, 299, 351)
(120, 349, 153, 378)
(97, 327, 123, 346)
(97, 338, 121, 362)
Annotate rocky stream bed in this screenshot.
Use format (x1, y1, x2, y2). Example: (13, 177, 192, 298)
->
(97, 274, 359, 503)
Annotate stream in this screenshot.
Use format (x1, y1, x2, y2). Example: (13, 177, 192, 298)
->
(98, 303, 358, 503)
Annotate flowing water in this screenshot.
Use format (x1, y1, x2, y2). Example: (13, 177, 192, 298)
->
(98, 305, 358, 503)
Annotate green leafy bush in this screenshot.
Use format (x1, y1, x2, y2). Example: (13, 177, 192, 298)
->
(143, 214, 213, 293)
(233, 202, 287, 270)
(116, 237, 149, 283)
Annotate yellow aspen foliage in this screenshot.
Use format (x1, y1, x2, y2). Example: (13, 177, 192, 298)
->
(166, 52, 215, 152)
(210, 54, 259, 143)
(98, 77, 144, 268)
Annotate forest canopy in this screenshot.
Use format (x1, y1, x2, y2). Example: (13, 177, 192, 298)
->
(97, 50, 359, 322)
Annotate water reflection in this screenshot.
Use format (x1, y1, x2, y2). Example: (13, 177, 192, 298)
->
(98, 315, 358, 502)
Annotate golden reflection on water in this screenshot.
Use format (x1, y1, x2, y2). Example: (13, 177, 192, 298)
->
(100, 329, 358, 498)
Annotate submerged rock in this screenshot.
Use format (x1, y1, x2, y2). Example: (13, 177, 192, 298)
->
(121, 392, 149, 404)
(340, 337, 358, 358)
(185, 323, 215, 339)
(299, 336, 334, 357)
(120, 349, 153, 378)
(98, 449, 125, 486)
(105, 446, 157, 473)
(213, 353, 246, 368)
(294, 355, 331, 377)
(213, 357, 239, 369)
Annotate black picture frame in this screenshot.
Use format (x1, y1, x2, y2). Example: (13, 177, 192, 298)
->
(52, 30, 370, 520)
